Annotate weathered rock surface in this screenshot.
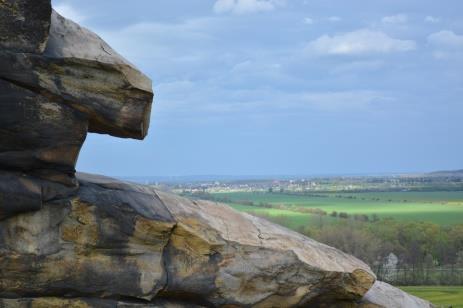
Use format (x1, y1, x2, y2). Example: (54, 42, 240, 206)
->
(0, 10, 153, 140)
(0, 298, 207, 308)
(0, 171, 77, 220)
(0, 0, 51, 53)
(360, 281, 434, 308)
(0, 0, 153, 216)
(0, 78, 87, 185)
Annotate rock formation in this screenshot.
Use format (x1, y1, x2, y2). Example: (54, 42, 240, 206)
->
(0, 0, 152, 219)
(0, 1, 433, 307)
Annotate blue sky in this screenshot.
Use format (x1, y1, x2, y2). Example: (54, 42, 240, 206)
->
(53, 0, 463, 176)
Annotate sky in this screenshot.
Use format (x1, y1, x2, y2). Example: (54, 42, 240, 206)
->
(52, 0, 463, 177)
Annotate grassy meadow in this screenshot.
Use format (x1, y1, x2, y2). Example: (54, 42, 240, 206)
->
(212, 191, 463, 228)
(400, 286, 463, 308)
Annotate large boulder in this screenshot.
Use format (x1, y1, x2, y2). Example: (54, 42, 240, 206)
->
(0, 298, 206, 308)
(0, 174, 376, 307)
(360, 281, 434, 308)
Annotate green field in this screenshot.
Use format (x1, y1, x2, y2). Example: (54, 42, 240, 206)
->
(212, 191, 463, 227)
(229, 203, 316, 228)
(400, 286, 463, 307)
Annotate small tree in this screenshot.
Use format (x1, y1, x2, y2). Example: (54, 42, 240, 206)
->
(339, 212, 349, 219)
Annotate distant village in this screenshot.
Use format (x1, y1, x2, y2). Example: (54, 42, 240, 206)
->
(147, 172, 463, 195)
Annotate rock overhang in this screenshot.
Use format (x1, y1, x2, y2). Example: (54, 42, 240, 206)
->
(0, 0, 153, 217)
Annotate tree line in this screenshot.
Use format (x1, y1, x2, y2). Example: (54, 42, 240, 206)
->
(260, 213, 463, 285)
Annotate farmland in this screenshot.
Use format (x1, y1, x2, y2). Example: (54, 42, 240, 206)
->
(211, 191, 463, 228)
(400, 286, 463, 308)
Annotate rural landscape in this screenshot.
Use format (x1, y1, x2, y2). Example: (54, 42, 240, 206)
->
(134, 170, 463, 307)
(2, 0, 461, 307)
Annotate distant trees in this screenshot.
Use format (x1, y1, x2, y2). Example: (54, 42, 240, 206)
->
(302, 219, 463, 285)
(252, 211, 463, 285)
(308, 222, 382, 265)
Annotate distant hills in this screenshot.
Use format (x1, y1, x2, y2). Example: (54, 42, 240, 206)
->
(427, 169, 463, 177)
(118, 169, 463, 184)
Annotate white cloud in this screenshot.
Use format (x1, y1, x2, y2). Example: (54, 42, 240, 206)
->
(427, 30, 463, 48)
(158, 87, 391, 115)
(306, 29, 416, 56)
(331, 60, 385, 74)
(53, 3, 86, 23)
(213, 0, 285, 14)
(427, 30, 463, 59)
(299, 90, 392, 112)
(382, 14, 408, 24)
(304, 17, 314, 25)
(425, 16, 440, 23)
(328, 16, 341, 22)
(94, 17, 219, 76)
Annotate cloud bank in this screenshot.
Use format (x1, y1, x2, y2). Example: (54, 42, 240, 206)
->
(306, 29, 416, 56)
(381, 14, 408, 24)
(428, 30, 463, 48)
(213, 0, 285, 14)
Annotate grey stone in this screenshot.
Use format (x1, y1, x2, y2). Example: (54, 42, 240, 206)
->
(0, 79, 88, 185)
(0, 10, 153, 140)
(361, 281, 435, 308)
(0, 0, 51, 53)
